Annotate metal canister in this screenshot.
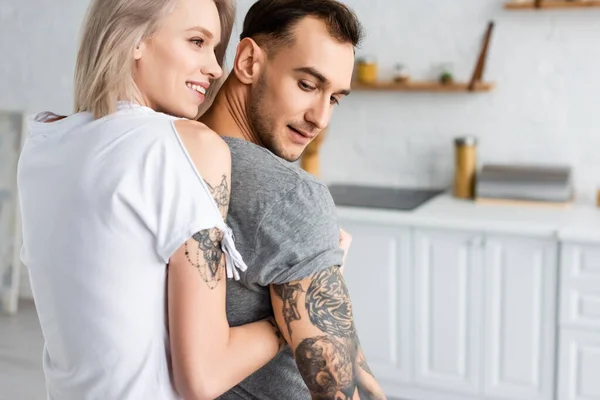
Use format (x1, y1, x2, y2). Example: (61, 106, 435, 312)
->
(453, 136, 477, 199)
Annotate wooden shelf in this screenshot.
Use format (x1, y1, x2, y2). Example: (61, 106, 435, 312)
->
(352, 81, 495, 93)
(505, 1, 600, 9)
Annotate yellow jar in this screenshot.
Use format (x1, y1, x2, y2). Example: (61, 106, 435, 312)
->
(453, 136, 478, 199)
(356, 57, 378, 84)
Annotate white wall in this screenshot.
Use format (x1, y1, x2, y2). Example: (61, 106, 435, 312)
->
(1, 0, 599, 202)
(321, 0, 600, 203)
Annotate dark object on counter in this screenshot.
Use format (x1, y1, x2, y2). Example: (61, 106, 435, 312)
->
(476, 164, 573, 203)
(329, 184, 444, 211)
(453, 136, 478, 199)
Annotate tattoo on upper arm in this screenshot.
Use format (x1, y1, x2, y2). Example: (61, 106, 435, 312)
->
(305, 267, 356, 338)
(266, 316, 286, 352)
(275, 267, 384, 398)
(295, 336, 355, 399)
(185, 228, 224, 289)
(272, 283, 304, 337)
(204, 175, 229, 216)
(357, 354, 375, 378)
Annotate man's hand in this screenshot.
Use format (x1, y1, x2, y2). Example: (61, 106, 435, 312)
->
(338, 228, 352, 275)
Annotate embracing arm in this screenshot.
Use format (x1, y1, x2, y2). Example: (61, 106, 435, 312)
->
(167, 120, 283, 400)
(271, 266, 386, 400)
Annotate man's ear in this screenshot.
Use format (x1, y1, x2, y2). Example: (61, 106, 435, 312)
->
(233, 38, 266, 85)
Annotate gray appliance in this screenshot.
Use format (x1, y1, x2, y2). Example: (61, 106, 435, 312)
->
(329, 184, 444, 211)
(476, 164, 573, 203)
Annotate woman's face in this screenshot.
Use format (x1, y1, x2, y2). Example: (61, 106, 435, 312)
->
(134, 0, 223, 119)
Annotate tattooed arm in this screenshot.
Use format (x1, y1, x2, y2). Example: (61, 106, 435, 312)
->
(167, 121, 284, 400)
(271, 266, 387, 400)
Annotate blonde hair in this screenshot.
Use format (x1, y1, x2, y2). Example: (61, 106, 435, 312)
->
(74, 0, 236, 119)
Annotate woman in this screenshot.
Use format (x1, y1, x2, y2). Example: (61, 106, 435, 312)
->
(17, 0, 291, 398)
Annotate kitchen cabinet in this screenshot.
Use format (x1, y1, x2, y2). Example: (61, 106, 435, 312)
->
(339, 216, 559, 400)
(483, 235, 557, 400)
(413, 228, 484, 396)
(340, 221, 412, 384)
(558, 329, 600, 400)
(558, 242, 600, 400)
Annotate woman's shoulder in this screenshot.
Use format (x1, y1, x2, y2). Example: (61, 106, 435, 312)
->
(172, 119, 230, 159)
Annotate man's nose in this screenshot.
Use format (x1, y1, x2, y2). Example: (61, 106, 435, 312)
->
(306, 98, 331, 130)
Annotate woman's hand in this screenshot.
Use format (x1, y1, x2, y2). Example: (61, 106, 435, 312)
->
(338, 228, 352, 275)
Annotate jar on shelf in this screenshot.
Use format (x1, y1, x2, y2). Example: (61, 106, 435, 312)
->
(355, 56, 378, 84)
(393, 64, 410, 83)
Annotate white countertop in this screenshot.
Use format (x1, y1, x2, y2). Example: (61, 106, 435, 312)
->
(336, 193, 600, 243)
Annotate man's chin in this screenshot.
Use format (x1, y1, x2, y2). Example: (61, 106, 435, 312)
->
(282, 148, 305, 163)
(268, 143, 305, 163)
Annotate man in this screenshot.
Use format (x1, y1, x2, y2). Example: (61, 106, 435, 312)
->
(201, 0, 387, 398)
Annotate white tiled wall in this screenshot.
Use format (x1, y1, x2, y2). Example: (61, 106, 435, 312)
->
(1, 0, 599, 202)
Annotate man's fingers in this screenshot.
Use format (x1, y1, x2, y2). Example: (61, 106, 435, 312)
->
(338, 228, 352, 271)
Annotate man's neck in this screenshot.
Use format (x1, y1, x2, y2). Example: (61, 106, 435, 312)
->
(200, 78, 262, 146)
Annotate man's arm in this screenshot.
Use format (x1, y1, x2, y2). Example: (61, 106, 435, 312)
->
(270, 266, 386, 400)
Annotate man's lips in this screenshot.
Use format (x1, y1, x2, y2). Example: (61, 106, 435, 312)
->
(288, 125, 315, 139)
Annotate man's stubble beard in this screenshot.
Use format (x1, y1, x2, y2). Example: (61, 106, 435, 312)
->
(247, 73, 304, 162)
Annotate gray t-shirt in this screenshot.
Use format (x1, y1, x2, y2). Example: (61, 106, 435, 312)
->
(217, 136, 345, 400)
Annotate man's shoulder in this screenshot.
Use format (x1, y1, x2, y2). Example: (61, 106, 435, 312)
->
(222, 136, 330, 197)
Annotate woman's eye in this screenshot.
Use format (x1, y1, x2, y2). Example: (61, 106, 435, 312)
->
(190, 38, 204, 47)
(330, 97, 340, 105)
(299, 81, 315, 91)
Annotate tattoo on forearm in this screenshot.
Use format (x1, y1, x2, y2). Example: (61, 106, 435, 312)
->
(273, 283, 304, 337)
(295, 336, 355, 400)
(204, 175, 229, 216)
(185, 228, 224, 289)
(305, 267, 356, 338)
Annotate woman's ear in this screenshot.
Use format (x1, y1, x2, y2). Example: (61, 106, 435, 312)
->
(233, 38, 266, 85)
(133, 40, 146, 60)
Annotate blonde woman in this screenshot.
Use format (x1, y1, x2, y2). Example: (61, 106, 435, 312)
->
(16, 0, 289, 398)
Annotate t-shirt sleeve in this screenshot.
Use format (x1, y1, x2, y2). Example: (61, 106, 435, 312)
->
(248, 180, 344, 286)
(149, 122, 225, 264)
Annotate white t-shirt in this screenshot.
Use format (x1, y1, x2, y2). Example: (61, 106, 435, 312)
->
(17, 103, 246, 400)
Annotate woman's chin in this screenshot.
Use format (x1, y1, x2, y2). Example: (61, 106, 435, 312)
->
(169, 104, 200, 120)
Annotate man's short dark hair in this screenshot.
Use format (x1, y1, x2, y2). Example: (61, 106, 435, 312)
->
(240, 0, 363, 54)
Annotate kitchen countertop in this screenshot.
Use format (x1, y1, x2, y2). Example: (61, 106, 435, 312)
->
(336, 192, 600, 243)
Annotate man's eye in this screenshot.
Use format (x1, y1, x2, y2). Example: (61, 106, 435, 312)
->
(330, 97, 340, 105)
(190, 38, 205, 47)
(299, 81, 315, 91)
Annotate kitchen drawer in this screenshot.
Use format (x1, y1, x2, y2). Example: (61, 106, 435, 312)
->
(560, 244, 600, 331)
(558, 329, 600, 400)
(561, 285, 600, 330)
(561, 243, 600, 288)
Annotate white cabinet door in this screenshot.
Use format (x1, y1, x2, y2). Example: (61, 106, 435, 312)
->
(558, 329, 600, 400)
(483, 235, 558, 400)
(413, 228, 484, 395)
(338, 220, 412, 384)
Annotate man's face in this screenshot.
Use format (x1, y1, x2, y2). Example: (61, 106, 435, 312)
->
(247, 17, 355, 162)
